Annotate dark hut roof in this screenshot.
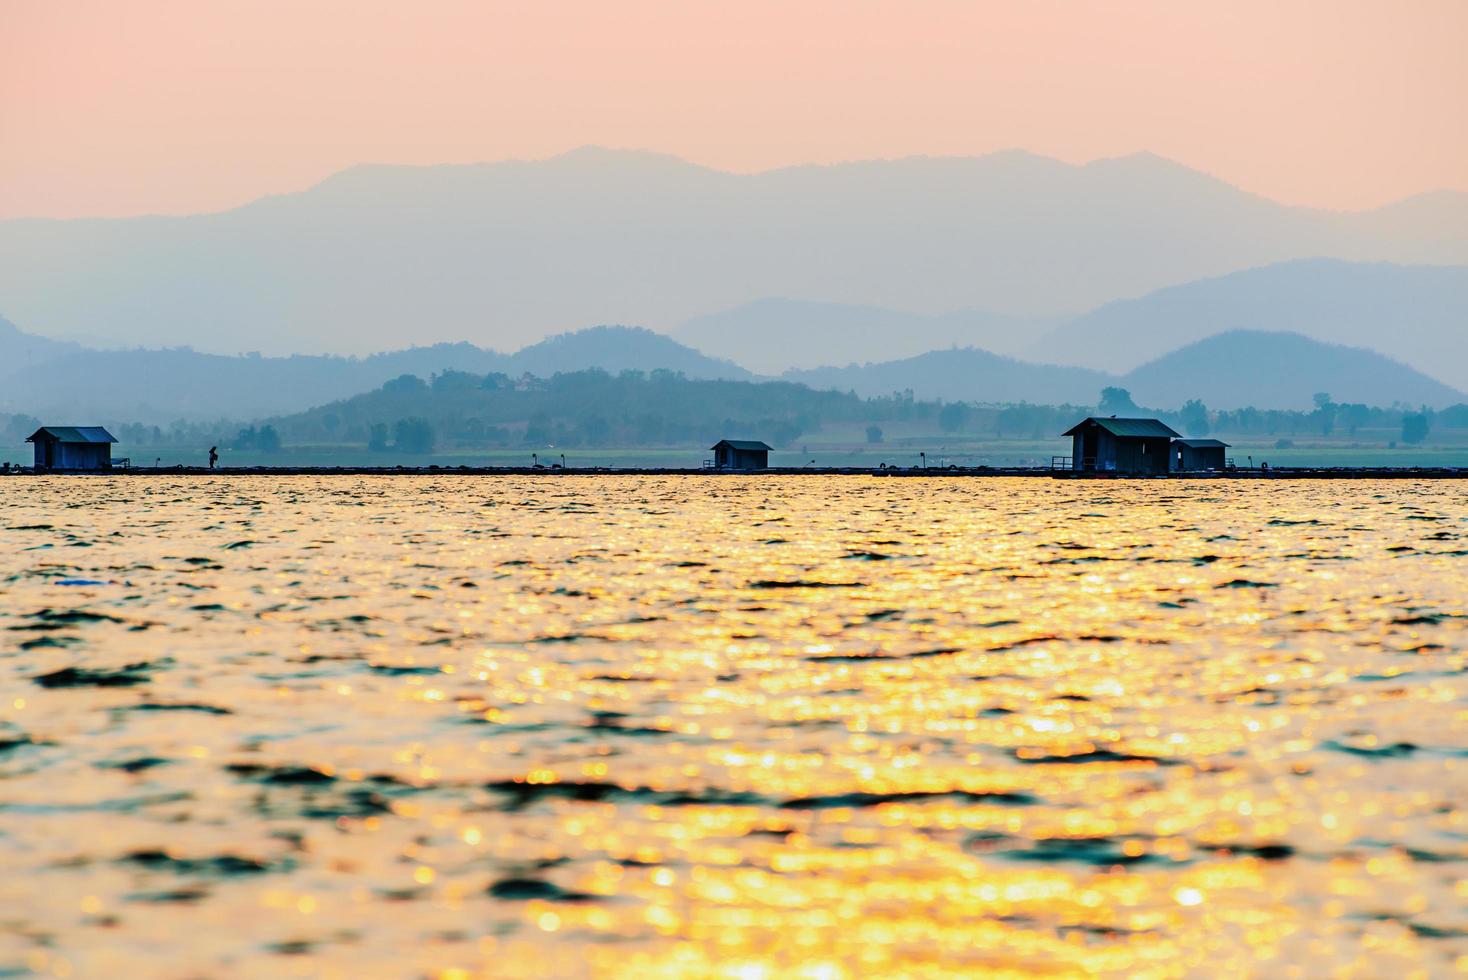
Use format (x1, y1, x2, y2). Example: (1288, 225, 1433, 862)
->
(1061, 417, 1181, 439)
(1174, 438, 1230, 448)
(710, 440, 773, 451)
(25, 426, 117, 444)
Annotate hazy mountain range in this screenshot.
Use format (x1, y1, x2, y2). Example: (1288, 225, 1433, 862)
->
(1031, 259, 1468, 383)
(0, 323, 747, 422)
(2, 315, 1459, 423)
(792, 331, 1462, 411)
(1122, 331, 1465, 410)
(682, 259, 1468, 389)
(785, 348, 1107, 406)
(676, 300, 1056, 373)
(2, 147, 1465, 359)
(0, 316, 80, 370)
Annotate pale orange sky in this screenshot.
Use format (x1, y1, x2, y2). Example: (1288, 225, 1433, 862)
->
(2, 0, 1464, 220)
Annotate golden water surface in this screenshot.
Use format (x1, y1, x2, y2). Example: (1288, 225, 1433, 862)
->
(1, 476, 1465, 978)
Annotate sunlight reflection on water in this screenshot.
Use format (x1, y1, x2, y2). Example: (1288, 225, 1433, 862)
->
(1, 476, 1465, 977)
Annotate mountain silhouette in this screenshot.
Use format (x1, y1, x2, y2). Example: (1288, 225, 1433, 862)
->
(1120, 330, 1465, 411)
(2, 148, 1463, 357)
(677, 299, 1055, 374)
(1033, 259, 1468, 389)
(507, 326, 749, 380)
(0, 314, 79, 371)
(0, 324, 744, 422)
(784, 348, 1105, 404)
(784, 330, 1463, 410)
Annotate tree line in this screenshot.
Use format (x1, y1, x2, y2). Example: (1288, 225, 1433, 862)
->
(3, 375, 1463, 455)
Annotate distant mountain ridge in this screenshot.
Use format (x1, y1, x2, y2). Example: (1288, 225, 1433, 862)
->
(784, 348, 1107, 405)
(784, 330, 1465, 411)
(3, 257, 1463, 420)
(1, 318, 1460, 425)
(0, 314, 80, 371)
(508, 326, 750, 381)
(0, 325, 744, 422)
(2, 147, 1465, 357)
(1031, 259, 1468, 389)
(676, 299, 1056, 373)
(1120, 331, 1465, 411)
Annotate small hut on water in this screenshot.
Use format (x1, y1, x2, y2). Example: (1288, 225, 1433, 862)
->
(1060, 417, 1179, 475)
(1173, 438, 1231, 472)
(26, 426, 118, 471)
(709, 440, 772, 470)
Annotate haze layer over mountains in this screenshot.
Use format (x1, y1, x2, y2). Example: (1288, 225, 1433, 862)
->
(3, 149, 1464, 346)
(1, 148, 1464, 421)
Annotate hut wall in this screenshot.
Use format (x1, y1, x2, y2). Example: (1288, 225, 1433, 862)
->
(42, 442, 110, 470)
(1073, 429, 1110, 469)
(730, 449, 766, 469)
(1113, 436, 1171, 475)
(1075, 427, 1115, 470)
(714, 446, 768, 469)
(1177, 445, 1226, 471)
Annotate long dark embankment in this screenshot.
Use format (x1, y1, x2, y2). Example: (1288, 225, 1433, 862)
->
(5, 465, 1467, 479)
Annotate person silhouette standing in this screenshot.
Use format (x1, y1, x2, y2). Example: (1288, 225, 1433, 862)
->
(209, 446, 219, 469)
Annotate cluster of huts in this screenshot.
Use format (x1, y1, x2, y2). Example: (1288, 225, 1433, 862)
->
(709, 421, 1229, 474)
(1061, 417, 1230, 474)
(18, 422, 1227, 475)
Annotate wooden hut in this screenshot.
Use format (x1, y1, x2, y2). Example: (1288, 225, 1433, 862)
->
(1173, 438, 1230, 472)
(710, 439, 772, 470)
(26, 426, 118, 471)
(1061, 417, 1179, 475)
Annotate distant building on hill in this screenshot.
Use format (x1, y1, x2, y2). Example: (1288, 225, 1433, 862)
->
(1060, 417, 1179, 475)
(1172, 438, 1231, 472)
(26, 426, 118, 471)
(709, 439, 772, 470)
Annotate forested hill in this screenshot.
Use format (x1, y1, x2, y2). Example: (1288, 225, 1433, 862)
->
(264, 368, 926, 451)
(0, 324, 746, 423)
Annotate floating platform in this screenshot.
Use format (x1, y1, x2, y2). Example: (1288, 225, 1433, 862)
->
(4, 465, 1467, 479)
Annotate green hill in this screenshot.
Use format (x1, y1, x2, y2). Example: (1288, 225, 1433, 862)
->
(265, 367, 918, 451)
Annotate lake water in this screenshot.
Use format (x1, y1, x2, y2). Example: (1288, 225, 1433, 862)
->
(1, 476, 1465, 978)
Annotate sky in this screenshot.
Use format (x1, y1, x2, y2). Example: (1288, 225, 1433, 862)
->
(2, 0, 1465, 220)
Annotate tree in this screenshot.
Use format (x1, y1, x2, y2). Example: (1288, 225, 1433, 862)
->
(523, 413, 552, 446)
(865, 425, 884, 444)
(1401, 412, 1430, 445)
(322, 412, 341, 436)
(394, 417, 436, 454)
(577, 414, 611, 446)
(457, 417, 487, 444)
(368, 423, 390, 452)
(382, 374, 427, 394)
(995, 405, 1033, 438)
(2, 414, 40, 442)
(1179, 399, 1210, 437)
(768, 419, 804, 447)
(431, 370, 480, 392)
(1310, 393, 1336, 436)
(257, 425, 282, 454)
(1339, 403, 1371, 436)
(1099, 387, 1137, 415)
(1438, 404, 1468, 428)
(938, 402, 971, 433)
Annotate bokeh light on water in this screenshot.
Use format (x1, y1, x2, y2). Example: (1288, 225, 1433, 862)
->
(1, 476, 1465, 977)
